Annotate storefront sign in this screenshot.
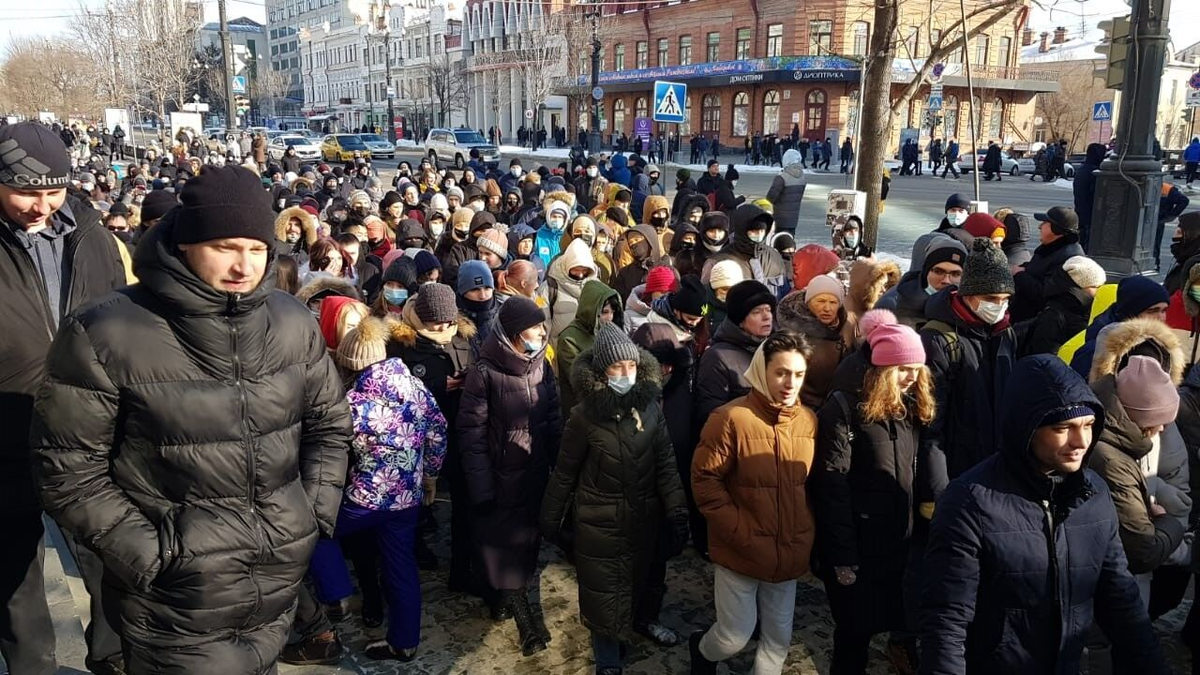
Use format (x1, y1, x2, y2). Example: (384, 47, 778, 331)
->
(588, 55, 860, 87)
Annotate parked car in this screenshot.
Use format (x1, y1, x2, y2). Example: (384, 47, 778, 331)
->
(963, 149, 1021, 176)
(1014, 156, 1076, 179)
(321, 134, 372, 162)
(425, 128, 500, 169)
(359, 133, 395, 159)
(268, 134, 323, 162)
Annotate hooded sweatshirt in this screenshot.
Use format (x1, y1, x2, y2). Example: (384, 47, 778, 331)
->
(546, 238, 599, 341)
(536, 200, 570, 268)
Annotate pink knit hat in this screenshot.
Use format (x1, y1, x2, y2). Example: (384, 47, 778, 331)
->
(864, 310, 926, 367)
(1116, 355, 1180, 428)
(644, 265, 678, 295)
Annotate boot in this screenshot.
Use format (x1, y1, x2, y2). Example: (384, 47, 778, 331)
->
(280, 631, 344, 666)
(489, 589, 513, 621)
(689, 630, 717, 675)
(508, 591, 548, 657)
(885, 637, 919, 675)
(529, 593, 552, 643)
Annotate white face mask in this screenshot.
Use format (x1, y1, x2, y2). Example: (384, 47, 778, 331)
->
(607, 373, 635, 395)
(587, 167, 599, 178)
(973, 299, 1008, 325)
(946, 210, 968, 227)
(510, 167, 522, 177)
(730, 180, 738, 188)
(429, 222, 445, 238)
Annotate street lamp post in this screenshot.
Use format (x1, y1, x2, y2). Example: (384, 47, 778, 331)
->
(372, 2, 398, 144)
(586, 0, 601, 155)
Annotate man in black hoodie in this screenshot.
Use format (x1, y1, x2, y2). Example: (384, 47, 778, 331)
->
(701, 204, 788, 298)
(1072, 143, 1107, 252)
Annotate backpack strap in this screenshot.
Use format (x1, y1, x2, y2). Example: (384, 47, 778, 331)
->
(922, 319, 962, 371)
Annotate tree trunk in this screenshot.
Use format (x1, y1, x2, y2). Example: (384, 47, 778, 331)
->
(856, 0, 898, 249)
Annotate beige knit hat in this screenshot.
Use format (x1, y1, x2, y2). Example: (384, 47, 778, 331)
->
(709, 260, 745, 290)
(335, 316, 389, 372)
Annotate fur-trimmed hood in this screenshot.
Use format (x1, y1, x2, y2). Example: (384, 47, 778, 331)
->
(296, 274, 360, 306)
(387, 310, 477, 347)
(1089, 317, 1185, 384)
(569, 345, 663, 422)
(1184, 257, 1200, 317)
(274, 206, 320, 245)
(846, 258, 901, 315)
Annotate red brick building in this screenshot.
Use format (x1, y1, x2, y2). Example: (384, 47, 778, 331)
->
(581, 0, 1056, 153)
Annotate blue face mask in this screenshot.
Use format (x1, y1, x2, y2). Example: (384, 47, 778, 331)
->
(607, 374, 635, 395)
(383, 287, 409, 306)
(925, 285, 938, 296)
(843, 233, 859, 249)
(522, 338, 542, 354)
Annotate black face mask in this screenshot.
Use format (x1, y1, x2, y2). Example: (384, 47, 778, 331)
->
(680, 240, 696, 251)
(402, 238, 426, 248)
(568, 270, 589, 281)
(631, 240, 652, 260)
(650, 216, 668, 230)
(112, 230, 133, 243)
(453, 228, 470, 241)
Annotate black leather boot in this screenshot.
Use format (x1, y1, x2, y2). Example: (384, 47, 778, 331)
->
(508, 591, 548, 657)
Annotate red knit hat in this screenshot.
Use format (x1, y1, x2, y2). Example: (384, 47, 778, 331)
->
(644, 265, 678, 295)
(963, 212, 1005, 240)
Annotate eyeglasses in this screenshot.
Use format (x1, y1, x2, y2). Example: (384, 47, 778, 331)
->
(929, 266, 963, 280)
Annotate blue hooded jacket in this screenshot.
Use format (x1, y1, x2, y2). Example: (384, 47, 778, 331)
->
(607, 154, 632, 188)
(920, 355, 1168, 675)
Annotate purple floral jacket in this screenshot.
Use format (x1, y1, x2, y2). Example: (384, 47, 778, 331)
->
(345, 358, 448, 511)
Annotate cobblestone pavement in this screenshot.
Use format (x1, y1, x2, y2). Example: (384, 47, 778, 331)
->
(281, 502, 1194, 675)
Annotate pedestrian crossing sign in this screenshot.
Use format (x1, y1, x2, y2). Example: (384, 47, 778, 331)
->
(653, 81, 687, 123)
(1092, 101, 1112, 121)
(927, 94, 943, 111)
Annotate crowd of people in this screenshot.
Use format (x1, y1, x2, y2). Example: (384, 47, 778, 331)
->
(0, 115, 1197, 675)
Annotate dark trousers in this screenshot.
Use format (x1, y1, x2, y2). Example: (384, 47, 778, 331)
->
(634, 522, 670, 627)
(941, 161, 960, 178)
(1185, 161, 1198, 186)
(62, 531, 124, 668)
(831, 625, 873, 675)
(0, 512, 56, 675)
(309, 503, 421, 650)
(446, 447, 480, 589)
(292, 582, 333, 638)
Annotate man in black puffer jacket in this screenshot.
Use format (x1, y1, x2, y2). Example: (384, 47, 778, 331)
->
(30, 165, 352, 675)
(0, 122, 128, 675)
(921, 356, 1168, 675)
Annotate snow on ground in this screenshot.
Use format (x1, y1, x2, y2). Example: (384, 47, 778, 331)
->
(496, 145, 902, 174)
(1051, 178, 1074, 189)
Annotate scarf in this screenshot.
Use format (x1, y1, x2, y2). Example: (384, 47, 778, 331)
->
(401, 301, 458, 345)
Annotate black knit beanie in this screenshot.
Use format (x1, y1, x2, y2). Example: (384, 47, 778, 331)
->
(498, 296, 545, 340)
(671, 275, 708, 316)
(0, 122, 71, 189)
(414, 283, 458, 325)
(958, 239, 1015, 296)
(139, 190, 178, 222)
(172, 165, 275, 246)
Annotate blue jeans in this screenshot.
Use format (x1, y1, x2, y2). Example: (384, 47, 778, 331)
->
(591, 631, 623, 670)
(309, 502, 421, 649)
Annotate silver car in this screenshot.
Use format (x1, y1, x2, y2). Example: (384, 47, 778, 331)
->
(425, 128, 500, 169)
(359, 133, 395, 159)
(1014, 156, 1076, 179)
(965, 149, 1021, 176)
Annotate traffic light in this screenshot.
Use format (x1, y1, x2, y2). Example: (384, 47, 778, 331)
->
(235, 95, 250, 116)
(1095, 16, 1131, 90)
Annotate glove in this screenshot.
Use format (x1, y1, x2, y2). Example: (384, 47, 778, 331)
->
(472, 499, 496, 517)
(919, 502, 936, 520)
(668, 509, 690, 557)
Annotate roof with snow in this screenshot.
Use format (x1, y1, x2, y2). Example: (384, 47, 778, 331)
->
(1019, 28, 1104, 64)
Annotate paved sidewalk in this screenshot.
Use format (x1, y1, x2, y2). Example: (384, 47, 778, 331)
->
(31, 501, 1198, 675)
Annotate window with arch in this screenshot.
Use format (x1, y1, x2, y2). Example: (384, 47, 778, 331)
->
(613, 99, 626, 135)
(702, 93, 721, 133)
(635, 96, 649, 119)
(944, 95, 959, 138)
(989, 97, 1004, 139)
(974, 35, 989, 66)
(732, 91, 750, 136)
(971, 95, 982, 139)
(805, 89, 826, 139)
(910, 98, 924, 129)
(762, 90, 781, 134)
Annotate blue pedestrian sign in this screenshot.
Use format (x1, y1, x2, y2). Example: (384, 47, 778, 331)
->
(652, 80, 687, 124)
(1092, 101, 1113, 121)
(232, 75, 247, 94)
(927, 94, 943, 111)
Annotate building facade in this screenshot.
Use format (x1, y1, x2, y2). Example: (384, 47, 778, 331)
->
(1024, 25, 1200, 152)
(266, 0, 375, 116)
(585, 0, 1053, 155)
(462, 0, 569, 143)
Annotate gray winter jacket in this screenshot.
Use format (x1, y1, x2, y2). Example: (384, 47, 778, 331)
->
(766, 163, 806, 233)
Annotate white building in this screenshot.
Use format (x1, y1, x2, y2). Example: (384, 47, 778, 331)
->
(266, 0, 375, 116)
(462, 0, 569, 141)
